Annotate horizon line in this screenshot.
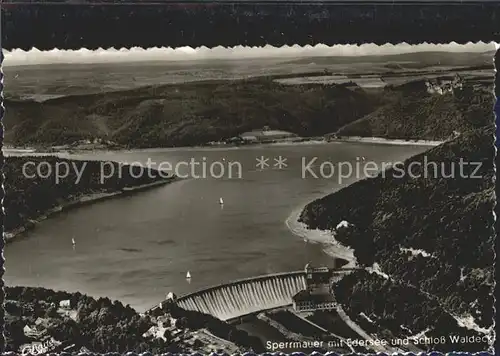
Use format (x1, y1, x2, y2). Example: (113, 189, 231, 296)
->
(2, 42, 498, 67)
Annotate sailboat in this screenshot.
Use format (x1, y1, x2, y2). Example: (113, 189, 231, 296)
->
(71, 238, 76, 245)
(186, 271, 191, 279)
(219, 197, 224, 205)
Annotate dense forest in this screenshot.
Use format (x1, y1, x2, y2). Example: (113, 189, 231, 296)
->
(334, 79, 493, 140)
(5, 286, 171, 353)
(4, 286, 262, 353)
(332, 270, 491, 353)
(3, 156, 174, 233)
(300, 95, 495, 351)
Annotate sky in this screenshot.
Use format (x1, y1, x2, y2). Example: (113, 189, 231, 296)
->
(2, 42, 498, 67)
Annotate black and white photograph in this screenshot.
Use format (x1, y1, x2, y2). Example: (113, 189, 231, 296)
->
(0, 41, 497, 354)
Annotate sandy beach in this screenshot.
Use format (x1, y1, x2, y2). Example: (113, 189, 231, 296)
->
(330, 136, 443, 146)
(285, 206, 357, 268)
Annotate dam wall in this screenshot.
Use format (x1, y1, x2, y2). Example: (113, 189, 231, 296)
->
(148, 268, 355, 321)
(176, 271, 307, 321)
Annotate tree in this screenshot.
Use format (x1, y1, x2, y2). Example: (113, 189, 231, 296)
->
(227, 328, 249, 345)
(162, 329, 172, 343)
(46, 305, 59, 318)
(70, 292, 83, 308)
(5, 301, 21, 316)
(174, 317, 188, 329)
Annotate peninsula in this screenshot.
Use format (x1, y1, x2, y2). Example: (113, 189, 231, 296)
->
(3, 155, 177, 242)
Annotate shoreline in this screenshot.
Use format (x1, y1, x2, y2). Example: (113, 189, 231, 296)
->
(285, 206, 357, 268)
(5, 177, 179, 244)
(4, 135, 444, 155)
(287, 134, 495, 345)
(284, 134, 443, 263)
(329, 136, 443, 146)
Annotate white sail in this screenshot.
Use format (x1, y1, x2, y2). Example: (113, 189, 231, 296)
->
(219, 197, 224, 205)
(72, 238, 76, 245)
(186, 271, 191, 279)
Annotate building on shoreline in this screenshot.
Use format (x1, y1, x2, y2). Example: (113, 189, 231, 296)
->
(239, 127, 298, 143)
(292, 289, 337, 312)
(292, 264, 338, 312)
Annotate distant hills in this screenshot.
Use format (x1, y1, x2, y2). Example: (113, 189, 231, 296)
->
(2, 69, 494, 149)
(285, 51, 495, 69)
(3, 76, 378, 148)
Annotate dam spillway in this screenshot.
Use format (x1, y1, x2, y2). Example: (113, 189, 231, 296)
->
(176, 271, 307, 321)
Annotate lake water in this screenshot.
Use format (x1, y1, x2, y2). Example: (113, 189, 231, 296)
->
(4, 142, 430, 312)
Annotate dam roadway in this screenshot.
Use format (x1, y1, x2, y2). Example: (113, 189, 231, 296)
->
(147, 269, 355, 321)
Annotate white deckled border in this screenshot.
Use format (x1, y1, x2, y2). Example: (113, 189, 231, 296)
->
(2, 42, 498, 66)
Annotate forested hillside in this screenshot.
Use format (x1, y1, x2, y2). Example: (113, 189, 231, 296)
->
(3, 156, 174, 234)
(300, 125, 495, 343)
(333, 77, 493, 140)
(3, 77, 378, 148)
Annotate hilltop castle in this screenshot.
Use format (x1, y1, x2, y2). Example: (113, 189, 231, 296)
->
(425, 73, 464, 95)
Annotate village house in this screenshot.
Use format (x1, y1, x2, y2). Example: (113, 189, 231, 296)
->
(23, 325, 43, 339)
(59, 300, 71, 309)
